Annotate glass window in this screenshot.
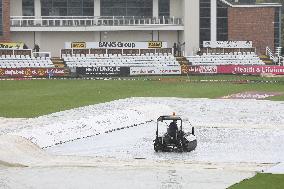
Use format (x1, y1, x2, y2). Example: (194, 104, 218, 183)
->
(217, 18, 227, 28)
(23, 0, 35, 16)
(0, 0, 2, 36)
(200, 2, 210, 7)
(217, 33, 227, 41)
(83, 8, 93, 16)
(53, 0, 67, 7)
(127, 0, 139, 7)
(200, 0, 211, 46)
(23, 8, 35, 16)
(23, 0, 34, 6)
(217, 1, 228, 41)
(159, 0, 170, 17)
(41, 0, 94, 16)
(200, 0, 210, 3)
(217, 7, 227, 17)
(41, 0, 52, 7)
(200, 8, 210, 17)
(41, 8, 52, 16)
(200, 29, 211, 41)
(101, 8, 112, 16)
(83, 0, 93, 7)
(68, 0, 82, 7)
(52, 8, 67, 16)
(200, 18, 210, 29)
(101, 0, 153, 17)
(68, 8, 82, 16)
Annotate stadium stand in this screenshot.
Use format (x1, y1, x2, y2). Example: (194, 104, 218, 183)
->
(63, 54, 178, 68)
(186, 51, 265, 66)
(0, 56, 54, 68)
(61, 48, 179, 69)
(185, 46, 265, 66)
(0, 49, 55, 68)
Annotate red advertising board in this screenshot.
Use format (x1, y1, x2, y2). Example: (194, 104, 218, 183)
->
(182, 65, 284, 75)
(0, 68, 66, 77)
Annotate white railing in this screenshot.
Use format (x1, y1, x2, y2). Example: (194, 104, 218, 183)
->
(266, 46, 278, 62)
(10, 16, 183, 27)
(279, 56, 284, 66)
(266, 46, 284, 66)
(60, 48, 173, 58)
(275, 47, 284, 66)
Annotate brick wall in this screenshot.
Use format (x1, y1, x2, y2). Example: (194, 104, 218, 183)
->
(0, 0, 10, 42)
(228, 7, 275, 55)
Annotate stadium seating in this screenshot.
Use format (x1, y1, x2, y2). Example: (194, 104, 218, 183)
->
(0, 55, 55, 68)
(62, 53, 179, 68)
(186, 52, 265, 66)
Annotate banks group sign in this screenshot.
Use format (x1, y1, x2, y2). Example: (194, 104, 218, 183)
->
(66, 41, 167, 49)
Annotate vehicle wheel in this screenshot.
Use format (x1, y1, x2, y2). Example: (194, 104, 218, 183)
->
(154, 143, 161, 152)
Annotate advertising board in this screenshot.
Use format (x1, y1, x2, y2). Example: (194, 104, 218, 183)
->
(181, 65, 284, 75)
(65, 41, 167, 49)
(0, 68, 66, 77)
(130, 66, 181, 76)
(203, 41, 252, 48)
(0, 42, 24, 49)
(76, 67, 130, 77)
(71, 42, 86, 49)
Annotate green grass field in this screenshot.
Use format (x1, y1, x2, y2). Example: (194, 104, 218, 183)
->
(229, 174, 284, 189)
(0, 75, 284, 118)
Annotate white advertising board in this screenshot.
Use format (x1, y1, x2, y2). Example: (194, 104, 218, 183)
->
(130, 66, 181, 76)
(203, 41, 253, 48)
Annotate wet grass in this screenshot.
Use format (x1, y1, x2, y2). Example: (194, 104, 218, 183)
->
(229, 173, 284, 189)
(131, 74, 284, 82)
(0, 76, 283, 118)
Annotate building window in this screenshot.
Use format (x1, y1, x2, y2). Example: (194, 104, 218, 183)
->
(0, 0, 2, 36)
(101, 0, 153, 17)
(23, 0, 35, 16)
(200, 0, 211, 46)
(41, 0, 94, 16)
(217, 0, 228, 41)
(159, 0, 170, 17)
(200, 0, 229, 46)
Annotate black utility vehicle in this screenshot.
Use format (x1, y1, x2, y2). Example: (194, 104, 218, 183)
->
(154, 115, 197, 152)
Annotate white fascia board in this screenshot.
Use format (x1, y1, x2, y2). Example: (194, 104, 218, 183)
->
(233, 4, 282, 8)
(219, 0, 233, 6)
(220, 0, 282, 8)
